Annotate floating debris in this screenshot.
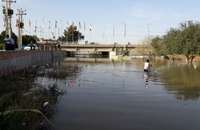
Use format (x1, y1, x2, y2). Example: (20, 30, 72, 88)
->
(43, 102, 49, 107)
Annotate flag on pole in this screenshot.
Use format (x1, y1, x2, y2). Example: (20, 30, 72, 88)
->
(29, 20, 31, 27)
(35, 20, 37, 32)
(89, 24, 92, 31)
(49, 21, 51, 29)
(84, 22, 86, 30)
(72, 21, 75, 29)
(42, 19, 44, 28)
(16, 19, 19, 27)
(55, 20, 57, 28)
(79, 22, 81, 29)
(66, 22, 69, 30)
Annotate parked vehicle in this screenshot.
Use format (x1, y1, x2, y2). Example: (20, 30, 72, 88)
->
(24, 44, 39, 50)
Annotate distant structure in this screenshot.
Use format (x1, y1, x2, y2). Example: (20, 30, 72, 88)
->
(37, 38, 59, 44)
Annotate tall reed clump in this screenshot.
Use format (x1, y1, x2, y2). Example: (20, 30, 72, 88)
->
(0, 68, 65, 130)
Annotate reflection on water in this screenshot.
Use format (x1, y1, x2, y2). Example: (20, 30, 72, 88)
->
(50, 58, 200, 130)
(143, 72, 149, 88)
(56, 58, 200, 100)
(159, 62, 200, 100)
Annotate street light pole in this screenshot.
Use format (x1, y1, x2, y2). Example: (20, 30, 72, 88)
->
(147, 24, 151, 59)
(147, 24, 150, 38)
(121, 22, 126, 51)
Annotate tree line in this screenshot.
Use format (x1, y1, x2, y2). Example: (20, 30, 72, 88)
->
(151, 20, 200, 62)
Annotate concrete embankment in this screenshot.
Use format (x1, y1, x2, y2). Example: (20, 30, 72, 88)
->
(0, 50, 66, 76)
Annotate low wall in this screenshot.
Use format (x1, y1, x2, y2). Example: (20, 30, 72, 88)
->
(0, 50, 66, 76)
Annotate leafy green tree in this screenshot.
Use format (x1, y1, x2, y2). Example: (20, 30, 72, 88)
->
(0, 30, 18, 49)
(0, 31, 38, 49)
(22, 35, 38, 45)
(150, 36, 164, 56)
(0, 31, 6, 44)
(179, 21, 200, 61)
(162, 28, 183, 56)
(61, 25, 84, 43)
(151, 21, 200, 62)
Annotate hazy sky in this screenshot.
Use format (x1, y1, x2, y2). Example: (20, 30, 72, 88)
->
(1, 0, 200, 44)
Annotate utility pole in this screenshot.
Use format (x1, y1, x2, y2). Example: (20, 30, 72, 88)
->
(2, 0, 16, 38)
(16, 8, 26, 49)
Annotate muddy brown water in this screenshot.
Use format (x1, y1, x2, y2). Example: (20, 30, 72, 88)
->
(39, 58, 200, 130)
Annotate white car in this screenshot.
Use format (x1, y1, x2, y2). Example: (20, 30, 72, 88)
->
(24, 44, 39, 50)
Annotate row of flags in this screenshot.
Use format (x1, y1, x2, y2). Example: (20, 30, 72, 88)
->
(16, 19, 93, 31)
(15, 19, 127, 37)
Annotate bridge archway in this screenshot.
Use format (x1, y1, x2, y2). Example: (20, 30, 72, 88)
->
(102, 52, 109, 56)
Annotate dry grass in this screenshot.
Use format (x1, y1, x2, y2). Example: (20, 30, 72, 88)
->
(168, 55, 200, 61)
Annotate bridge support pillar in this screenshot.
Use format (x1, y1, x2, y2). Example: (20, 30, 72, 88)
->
(109, 51, 116, 59)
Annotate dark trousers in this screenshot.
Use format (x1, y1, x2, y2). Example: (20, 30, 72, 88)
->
(30, 46, 35, 50)
(5, 44, 10, 50)
(10, 44, 14, 50)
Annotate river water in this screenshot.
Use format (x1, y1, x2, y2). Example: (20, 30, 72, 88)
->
(43, 57, 200, 130)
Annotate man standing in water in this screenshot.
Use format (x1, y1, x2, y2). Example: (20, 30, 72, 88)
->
(143, 59, 152, 72)
(143, 59, 152, 88)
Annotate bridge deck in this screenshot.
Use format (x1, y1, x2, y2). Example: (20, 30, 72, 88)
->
(60, 44, 136, 48)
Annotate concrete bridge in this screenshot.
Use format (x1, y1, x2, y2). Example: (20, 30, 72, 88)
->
(60, 44, 136, 53)
(37, 43, 150, 58)
(37, 39, 149, 54)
